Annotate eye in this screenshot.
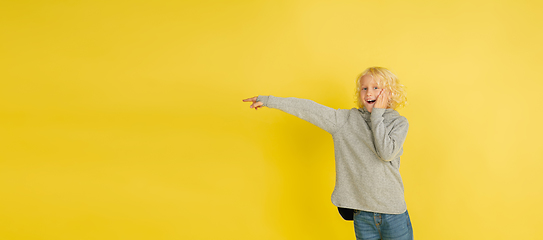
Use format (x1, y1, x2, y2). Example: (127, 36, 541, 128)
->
(374, 87, 379, 90)
(362, 87, 367, 91)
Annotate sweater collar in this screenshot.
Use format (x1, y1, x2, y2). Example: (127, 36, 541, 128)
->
(358, 108, 399, 121)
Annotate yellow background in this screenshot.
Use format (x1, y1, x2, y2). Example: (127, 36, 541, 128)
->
(1, 0, 542, 239)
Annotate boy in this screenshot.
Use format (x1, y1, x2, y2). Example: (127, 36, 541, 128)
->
(243, 67, 413, 240)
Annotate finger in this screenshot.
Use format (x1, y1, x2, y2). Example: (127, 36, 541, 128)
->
(379, 89, 389, 98)
(251, 102, 263, 109)
(242, 97, 257, 102)
(376, 90, 384, 100)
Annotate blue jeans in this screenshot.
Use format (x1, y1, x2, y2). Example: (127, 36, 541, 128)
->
(353, 210, 413, 240)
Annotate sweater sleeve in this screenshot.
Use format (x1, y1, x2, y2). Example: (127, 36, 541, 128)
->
(257, 95, 346, 134)
(369, 108, 409, 162)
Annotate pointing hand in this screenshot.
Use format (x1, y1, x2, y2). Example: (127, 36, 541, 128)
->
(242, 96, 263, 110)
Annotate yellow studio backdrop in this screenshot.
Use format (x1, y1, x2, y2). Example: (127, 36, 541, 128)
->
(1, 0, 542, 239)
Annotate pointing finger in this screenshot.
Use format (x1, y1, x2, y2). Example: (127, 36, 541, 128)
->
(242, 97, 257, 102)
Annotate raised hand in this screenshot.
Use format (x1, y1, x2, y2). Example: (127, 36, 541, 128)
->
(242, 96, 264, 110)
(374, 89, 390, 109)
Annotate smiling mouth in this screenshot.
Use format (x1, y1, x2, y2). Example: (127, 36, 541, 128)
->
(366, 100, 376, 104)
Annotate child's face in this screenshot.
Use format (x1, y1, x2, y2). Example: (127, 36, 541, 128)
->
(359, 74, 382, 112)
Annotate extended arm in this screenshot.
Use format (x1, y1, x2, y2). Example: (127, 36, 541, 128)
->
(243, 95, 344, 134)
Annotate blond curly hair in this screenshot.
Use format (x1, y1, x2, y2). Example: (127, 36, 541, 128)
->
(354, 67, 407, 110)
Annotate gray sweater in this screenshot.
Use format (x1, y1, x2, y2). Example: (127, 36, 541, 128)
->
(257, 95, 409, 214)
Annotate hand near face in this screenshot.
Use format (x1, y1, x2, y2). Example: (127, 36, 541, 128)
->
(242, 96, 263, 110)
(374, 89, 390, 109)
